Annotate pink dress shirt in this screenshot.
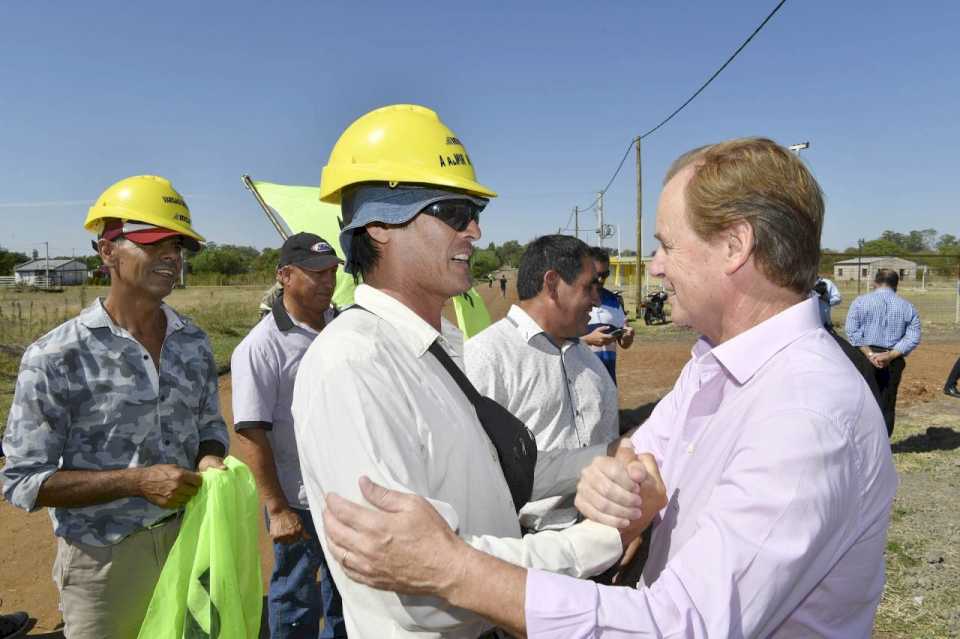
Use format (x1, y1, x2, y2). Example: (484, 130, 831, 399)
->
(525, 297, 897, 638)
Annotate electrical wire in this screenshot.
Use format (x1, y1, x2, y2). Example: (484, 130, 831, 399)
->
(565, 0, 788, 226)
(637, 0, 788, 140)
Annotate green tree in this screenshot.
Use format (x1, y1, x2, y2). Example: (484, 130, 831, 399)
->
(470, 248, 500, 279)
(188, 244, 251, 275)
(859, 239, 903, 256)
(936, 233, 959, 255)
(0, 247, 29, 275)
(496, 240, 525, 268)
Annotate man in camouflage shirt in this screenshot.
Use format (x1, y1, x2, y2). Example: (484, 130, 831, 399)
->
(1, 175, 229, 639)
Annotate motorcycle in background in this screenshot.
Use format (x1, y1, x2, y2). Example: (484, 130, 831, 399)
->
(642, 290, 669, 325)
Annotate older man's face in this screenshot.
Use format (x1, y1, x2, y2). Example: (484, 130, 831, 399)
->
(649, 167, 727, 341)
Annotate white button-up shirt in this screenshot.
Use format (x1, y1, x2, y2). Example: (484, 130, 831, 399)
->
(465, 305, 620, 531)
(293, 284, 621, 639)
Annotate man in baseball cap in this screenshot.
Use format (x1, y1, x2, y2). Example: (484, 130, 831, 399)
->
(232, 232, 347, 638)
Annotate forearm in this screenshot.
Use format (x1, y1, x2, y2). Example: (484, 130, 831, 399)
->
(234, 430, 289, 513)
(36, 468, 142, 508)
(443, 545, 528, 638)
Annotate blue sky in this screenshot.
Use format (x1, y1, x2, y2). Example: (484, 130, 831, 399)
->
(2, 1, 957, 258)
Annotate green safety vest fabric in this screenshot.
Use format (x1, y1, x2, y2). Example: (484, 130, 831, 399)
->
(253, 180, 357, 308)
(452, 287, 492, 339)
(138, 456, 262, 639)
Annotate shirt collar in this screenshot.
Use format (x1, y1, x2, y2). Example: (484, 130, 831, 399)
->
(507, 304, 578, 349)
(507, 305, 546, 343)
(79, 298, 185, 338)
(354, 283, 444, 358)
(696, 296, 822, 385)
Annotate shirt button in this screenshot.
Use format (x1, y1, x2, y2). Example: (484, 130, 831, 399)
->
(687, 443, 695, 454)
(163, 439, 171, 446)
(143, 354, 149, 360)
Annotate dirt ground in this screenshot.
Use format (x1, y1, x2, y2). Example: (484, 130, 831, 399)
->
(1, 275, 958, 636)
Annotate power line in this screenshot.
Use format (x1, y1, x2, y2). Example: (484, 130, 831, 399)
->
(638, 0, 788, 140)
(566, 0, 788, 227)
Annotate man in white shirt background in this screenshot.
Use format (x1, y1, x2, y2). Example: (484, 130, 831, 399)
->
(465, 234, 620, 534)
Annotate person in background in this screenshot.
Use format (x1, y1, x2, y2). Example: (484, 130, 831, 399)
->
(942, 354, 960, 398)
(259, 281, 284, 319)
(465, 235, 620, 533)
(232, 233, 347, 638)
(499, 273, 508, 297)
(845, 268, 921, 436)
(813, 276, 841, 328)
(1, 175, 229, 639)
(582, 247, 635, 383)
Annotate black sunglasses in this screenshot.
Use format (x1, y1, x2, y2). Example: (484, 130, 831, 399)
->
(419, 200, 483, 232)
(597, 270, 611, 279)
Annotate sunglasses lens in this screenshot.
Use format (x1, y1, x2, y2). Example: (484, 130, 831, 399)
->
(423, 201, 481, 232)
(598, 270, 610, 279)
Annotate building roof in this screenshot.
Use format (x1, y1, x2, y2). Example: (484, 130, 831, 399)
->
(14, 258, 88, 272)
(832, 256, 917, 267)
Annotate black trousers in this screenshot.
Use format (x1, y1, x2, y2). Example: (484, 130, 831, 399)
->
(870, 346, 905, 437)
(946, 355, 960, 389)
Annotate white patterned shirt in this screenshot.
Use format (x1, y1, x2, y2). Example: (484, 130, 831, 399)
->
(465, 305, 620, 531)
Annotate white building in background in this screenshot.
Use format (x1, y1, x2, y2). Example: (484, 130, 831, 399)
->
(832, 256, 918, 282)
(14, 258, 89, 286)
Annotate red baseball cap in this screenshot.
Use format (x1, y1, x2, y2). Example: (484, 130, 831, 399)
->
(100, 219, 201, 252)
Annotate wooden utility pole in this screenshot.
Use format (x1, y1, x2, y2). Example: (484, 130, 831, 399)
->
(634, 137, 643, 319)
(597, 192, 605, 248)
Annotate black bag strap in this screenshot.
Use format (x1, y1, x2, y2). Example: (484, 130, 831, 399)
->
(427, 340, 482, 406)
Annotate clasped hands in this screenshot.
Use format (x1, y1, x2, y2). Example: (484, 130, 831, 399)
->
(320, 436, 667, 596)
(579, 437, 667, 545)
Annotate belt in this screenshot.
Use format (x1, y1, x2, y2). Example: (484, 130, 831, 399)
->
(868, 345, 891, 352)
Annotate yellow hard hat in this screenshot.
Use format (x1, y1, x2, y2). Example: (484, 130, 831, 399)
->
(83, 175, 205, 246)
(319, 104, 497, 204)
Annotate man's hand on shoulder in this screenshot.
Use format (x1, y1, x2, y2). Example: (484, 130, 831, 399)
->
(323, 476, 465, 597)
(136, 464, 203, 509)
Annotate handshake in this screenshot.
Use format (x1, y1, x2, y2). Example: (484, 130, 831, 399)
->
(575, 437, 668, 546)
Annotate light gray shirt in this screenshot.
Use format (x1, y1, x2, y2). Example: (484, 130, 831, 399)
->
(465, 305, 620, 531)
(231, 295, 334, 509)
(292, 285, 621, 639)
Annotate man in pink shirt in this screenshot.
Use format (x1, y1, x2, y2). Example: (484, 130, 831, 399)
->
(320, 138, 897, 638)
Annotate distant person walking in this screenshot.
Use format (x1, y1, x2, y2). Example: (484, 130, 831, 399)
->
(845, 268, 921, 436)
(499, 273, 507, 297)
(944, 354, 960, 398)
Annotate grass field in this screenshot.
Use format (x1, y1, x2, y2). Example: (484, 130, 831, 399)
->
(0, 285, 265, 438)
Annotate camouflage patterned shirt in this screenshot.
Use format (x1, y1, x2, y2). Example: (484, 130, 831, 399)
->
(1, 299, 229, 546)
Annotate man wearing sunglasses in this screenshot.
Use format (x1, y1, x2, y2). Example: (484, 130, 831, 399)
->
(291, 105, 663, 639)
(1, 175, 229, 639)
